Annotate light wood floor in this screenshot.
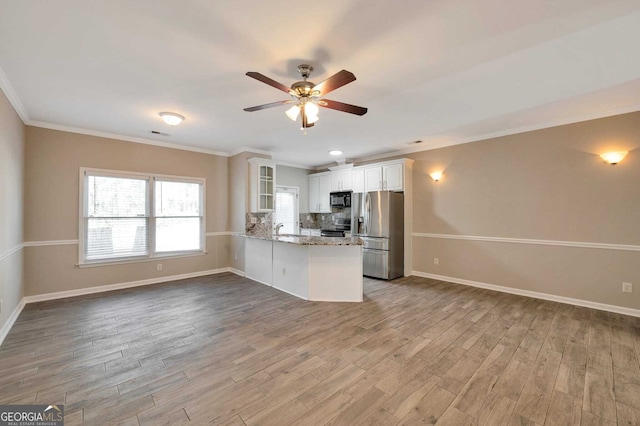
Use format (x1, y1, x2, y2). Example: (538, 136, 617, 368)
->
(1, 273, 639, 425)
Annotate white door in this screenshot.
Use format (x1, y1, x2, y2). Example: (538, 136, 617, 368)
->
(275, 186, 299, 235)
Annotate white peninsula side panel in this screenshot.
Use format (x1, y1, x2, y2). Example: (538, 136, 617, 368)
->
(272, 242, 363, 302)
(245, 237, 273, 286)
(308, 245, 363, 302)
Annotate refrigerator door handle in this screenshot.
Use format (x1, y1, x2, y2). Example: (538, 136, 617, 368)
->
(364, 192, 370, 235)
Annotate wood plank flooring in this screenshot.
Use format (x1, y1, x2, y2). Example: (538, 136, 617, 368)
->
(1, 273, 639, 425)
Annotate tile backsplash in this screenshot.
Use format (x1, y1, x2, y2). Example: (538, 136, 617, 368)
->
(300, 213, 331, 230)
(300, 208, 351, 231)
(245, 209, 351, 237)
(245, 212, 272, 238)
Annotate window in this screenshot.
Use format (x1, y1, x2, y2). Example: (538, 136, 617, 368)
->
(80, 168, 205, 264)
(275, 186, 299, 235)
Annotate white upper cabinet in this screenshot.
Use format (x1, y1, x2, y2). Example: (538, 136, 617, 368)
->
(363, 160, 405, 192)
(248, 158, 276, 212)
(383, 162, 404, 191)
(308, 172, 331, 213)
(364, 167, 383, 192)
(352, 167, 365, 193)
(330, 166, 353, 191)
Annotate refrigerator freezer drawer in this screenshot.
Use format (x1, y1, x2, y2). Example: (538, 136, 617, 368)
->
(363, 248, 389, 279)
(361, 237, 389, 250)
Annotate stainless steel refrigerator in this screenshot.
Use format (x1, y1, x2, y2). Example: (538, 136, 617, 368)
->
(352, 191, 404, 279)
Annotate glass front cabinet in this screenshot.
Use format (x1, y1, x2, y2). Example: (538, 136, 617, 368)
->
(249, 158, 276, 212)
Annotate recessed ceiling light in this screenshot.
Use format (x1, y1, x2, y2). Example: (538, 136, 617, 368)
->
(159, 112, 185, 126)
(329, 150, 343, 156)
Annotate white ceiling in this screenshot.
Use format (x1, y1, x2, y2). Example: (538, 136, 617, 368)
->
(1, 0, 640, 168)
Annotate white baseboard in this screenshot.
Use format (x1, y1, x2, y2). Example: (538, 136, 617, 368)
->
(412, 271, 640, 318)
(245, 275, 272, 287)
(0, 299, 26, 347)
(229, 268, 245, 277)
(23, 268, 231, 304)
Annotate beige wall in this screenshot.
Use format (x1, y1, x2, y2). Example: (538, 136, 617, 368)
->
(409, 111, 640, 310)
(23, 127, 229, 296)
(227, 152, 271, 273)
(0, 88, 25, 332)
(276, 165, 310, 214)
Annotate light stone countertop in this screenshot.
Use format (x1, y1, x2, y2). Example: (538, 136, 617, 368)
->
(240, 233, 362, 246)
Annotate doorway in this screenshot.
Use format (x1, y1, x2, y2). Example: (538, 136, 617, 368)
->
(275, 186, 299, 235)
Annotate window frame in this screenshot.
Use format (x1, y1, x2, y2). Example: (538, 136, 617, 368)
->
(79, 167, 206, 266)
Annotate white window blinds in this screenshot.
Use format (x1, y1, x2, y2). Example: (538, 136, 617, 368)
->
(85, 175, 149, 260)
(154, 180, 203, 253)
(81, 169, 205, 264)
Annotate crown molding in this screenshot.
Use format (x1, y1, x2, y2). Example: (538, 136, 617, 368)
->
(354, 103, 640, 164)
(228, 146, 272, 157)
(0, 65, 29, 123)
(26, 120, 229, 156)
(272, 160, 313, 170)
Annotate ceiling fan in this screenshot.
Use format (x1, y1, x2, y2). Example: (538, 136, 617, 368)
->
(243, 64, 368, 128)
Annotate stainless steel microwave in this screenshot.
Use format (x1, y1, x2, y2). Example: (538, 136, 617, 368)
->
(330, 191, 351, 208)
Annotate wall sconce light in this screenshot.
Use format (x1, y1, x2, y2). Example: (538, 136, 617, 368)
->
(159, 112, 185, 126)
(430, 171, 443, 182)
(600, 151, 628, 165)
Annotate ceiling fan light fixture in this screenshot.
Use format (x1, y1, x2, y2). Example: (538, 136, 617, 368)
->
(306, 113, 319, 124)
(305, 102, 319, 117)
(244, 64, 367, 128)
(159, 112, 185, 126)
(285, 105, 300, 121)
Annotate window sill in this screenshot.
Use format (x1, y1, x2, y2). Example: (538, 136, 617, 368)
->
(77, 250, 208, 268)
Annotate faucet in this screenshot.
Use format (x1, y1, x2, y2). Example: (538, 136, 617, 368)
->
(275, 223, 284, 236)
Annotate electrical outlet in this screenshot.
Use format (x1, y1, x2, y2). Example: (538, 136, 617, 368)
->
(622, 282, 633, 293)
(282, 267, 286, 275)
(234, 253, 238, 261)
(250, 217, 257, 224)
(157, 263, 163, 271)
(434, 258, 439, 265)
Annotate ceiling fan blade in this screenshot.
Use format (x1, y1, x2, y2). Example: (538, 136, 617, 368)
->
(243, 100, 293, 112)
(318, 99, 368, 116)
(312, 70, 356, 96)
(246, 72, 293, 95)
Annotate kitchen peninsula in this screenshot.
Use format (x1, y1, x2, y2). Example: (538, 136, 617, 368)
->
(243, 234, 363, 302)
